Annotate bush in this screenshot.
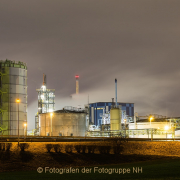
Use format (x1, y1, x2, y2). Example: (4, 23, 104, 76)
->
(112, 145, 123, 154)
(81, 145, 86, 154)
(46, 144, 53, 153)
(65, 145, 73, 153)
(53, 144, 63, 153)
(0, 143, 5, 151)
(97, 145, 108, 154)
(19, 143, 29, 152)
(6, 143, 12, 151)
(106, 146, 111, 154)
(87, 145, 96, 154)
(74, 145, 81, 153)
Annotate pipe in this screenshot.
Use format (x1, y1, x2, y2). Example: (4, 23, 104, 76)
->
(112, 98, 114, 107)
(115, 78, 117, 107)
(43, 74, 46, 86)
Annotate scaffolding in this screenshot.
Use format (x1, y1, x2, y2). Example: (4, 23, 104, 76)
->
(36, 87, 55, 114)
(35, 74, 55, 134)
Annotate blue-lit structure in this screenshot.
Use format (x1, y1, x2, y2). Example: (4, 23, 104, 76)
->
(89, 102, 134, 126)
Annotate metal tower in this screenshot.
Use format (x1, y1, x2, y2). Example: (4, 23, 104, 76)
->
(36, 74, 55, 113)
(35, 74, 55, 134)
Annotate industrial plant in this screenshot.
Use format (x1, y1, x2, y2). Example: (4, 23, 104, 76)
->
(0, 59, 180, 140)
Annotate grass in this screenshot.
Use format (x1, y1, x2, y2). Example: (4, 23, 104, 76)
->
(1, 141, 180, 179)
(0, 158, 180, 180)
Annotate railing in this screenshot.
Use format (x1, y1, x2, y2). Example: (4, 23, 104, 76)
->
(86, 129, 176, 140)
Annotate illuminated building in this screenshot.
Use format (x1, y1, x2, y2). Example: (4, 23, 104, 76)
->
(89, 102, 134, 127)
(35, 74, 55, 134)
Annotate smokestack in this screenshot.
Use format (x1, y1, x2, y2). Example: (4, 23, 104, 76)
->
(43, 74, 46, 86)
(115, 78, 117, 107)
(75, 75, 79, 94)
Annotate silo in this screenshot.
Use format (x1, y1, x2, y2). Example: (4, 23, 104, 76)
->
(0, 60, 27, 135)
(110, 108, 121, 130)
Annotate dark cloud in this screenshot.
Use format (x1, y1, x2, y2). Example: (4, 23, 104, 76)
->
(0, 0, 180, 129)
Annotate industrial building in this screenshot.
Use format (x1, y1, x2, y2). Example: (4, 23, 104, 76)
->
(0, 59, 27, 135)
(35, 74, 55, 134)
(87, 79, 135, 136)
(39, 108, 87, 136)
(127, 114, 180, 138)
(89, 102, 134, 127)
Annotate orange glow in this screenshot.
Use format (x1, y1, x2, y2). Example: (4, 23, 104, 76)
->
(16, 99, 20, 103)
(149, 116, 154, 121)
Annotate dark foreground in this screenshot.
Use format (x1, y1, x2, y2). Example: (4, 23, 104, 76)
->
(0, 141, 180, 179)
(0, 157, 180, 180)
(0, 151, 180, 180)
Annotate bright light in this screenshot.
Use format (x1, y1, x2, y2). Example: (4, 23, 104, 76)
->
(149, 116, 153, 121)
(164, 125, 169, 131)
(16, 99, 20, 103)
(124, 119, 126, 122)
(41, 85, 46, 91)
(41, 95, 44, 99)
(24, 123, 27, 127)
(50, 113, 53, 117)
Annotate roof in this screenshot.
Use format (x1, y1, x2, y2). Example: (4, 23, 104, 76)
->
(137, 118, 170, 123)
(0, 59, 27, 69)
(55, 109, 86, 113)
(39, 109, 86, 114)
(89, 102, 134, 104)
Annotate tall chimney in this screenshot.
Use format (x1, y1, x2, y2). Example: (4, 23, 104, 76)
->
(75, 75, 79, 94)
(115, 78, 117, 107)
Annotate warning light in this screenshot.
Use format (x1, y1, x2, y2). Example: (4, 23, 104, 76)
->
(75, 75, 79, 79)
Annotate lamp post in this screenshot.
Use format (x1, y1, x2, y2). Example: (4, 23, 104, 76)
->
(124, 119, 126, 138)
(149, 116, 154, 141)
(149, 116, 153, 128)
(164, 125, 169, 140)
(16, 99, 20, 146)
(50, 113, 53, 136)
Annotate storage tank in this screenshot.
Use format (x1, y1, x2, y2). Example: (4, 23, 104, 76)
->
(0, 59, 27, 135)
(39, 110, 87, 136)
(110, 108, 121, 130)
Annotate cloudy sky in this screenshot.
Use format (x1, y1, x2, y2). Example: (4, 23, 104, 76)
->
(0, 0, 180, 130)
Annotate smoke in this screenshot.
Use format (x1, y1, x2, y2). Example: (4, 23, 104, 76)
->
(55, 93, 89, 109)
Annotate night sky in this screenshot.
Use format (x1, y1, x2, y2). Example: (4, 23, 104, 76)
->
(0, 0, 180, 130)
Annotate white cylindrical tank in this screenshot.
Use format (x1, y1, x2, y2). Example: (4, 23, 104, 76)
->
(110, 108, 121, 130)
